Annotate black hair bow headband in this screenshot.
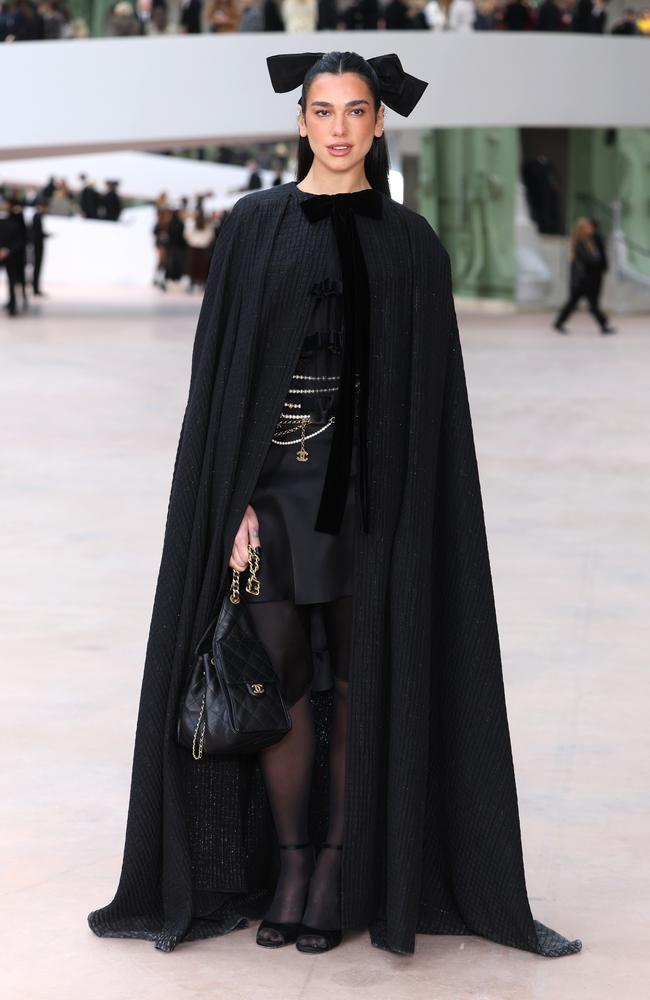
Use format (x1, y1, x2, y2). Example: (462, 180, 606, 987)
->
(266, 52, 428, 118)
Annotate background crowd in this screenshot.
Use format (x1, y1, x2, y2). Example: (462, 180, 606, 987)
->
(152, 191, 232, 291)
(0, 163, 272, 309)
(18, 174, 126, 220)
(2, 0, 649, 40)
(0, 175, 123, 314)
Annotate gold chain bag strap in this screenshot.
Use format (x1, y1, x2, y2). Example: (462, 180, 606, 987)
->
(176, 544, 291, 759)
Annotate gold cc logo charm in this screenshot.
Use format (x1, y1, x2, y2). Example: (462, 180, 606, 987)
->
(248, 682, 265, 696)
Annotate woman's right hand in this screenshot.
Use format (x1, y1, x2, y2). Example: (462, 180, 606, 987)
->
(229, 504, 260, 572)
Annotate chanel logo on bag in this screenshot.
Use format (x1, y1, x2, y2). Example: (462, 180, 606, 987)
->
(247, 683, 265, 697)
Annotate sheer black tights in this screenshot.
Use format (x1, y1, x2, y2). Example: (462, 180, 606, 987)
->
(245, 596, 352, 940)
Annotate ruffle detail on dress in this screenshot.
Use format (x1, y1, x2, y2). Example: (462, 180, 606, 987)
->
(299, 327, 343, 358)
(304, 276, 344, 357)
(311, 276, 343, 299)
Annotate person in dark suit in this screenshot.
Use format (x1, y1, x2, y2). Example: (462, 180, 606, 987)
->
(571, 0, 606, 31)
(383, 0, 410, 28)
(503, 0, 533, 29)
(535, 0, 566, 30)
(0, 202, 28, 317)
(179, 0, 202, 31)
(164, 208, 187, 283)
(79, 175, 101, 219)
(30, 198, 50, 296)
(102, 180, 123, 222)
(590, 217, 608, 300)
(553, 217, 615, 333)
(263, 0, 284, 28)
(611, 8, 642, 33)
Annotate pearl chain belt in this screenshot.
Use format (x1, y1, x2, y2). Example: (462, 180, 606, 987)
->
(271, 372, 339, 462)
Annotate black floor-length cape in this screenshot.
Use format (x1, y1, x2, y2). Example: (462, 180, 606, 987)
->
(88, 182, 582, 959)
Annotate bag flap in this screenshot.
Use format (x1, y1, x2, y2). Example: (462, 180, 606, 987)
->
(214, 631, 278, 686)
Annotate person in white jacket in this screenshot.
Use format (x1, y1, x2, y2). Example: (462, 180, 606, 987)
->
(424, 0, 476, 30)
(281, 0, 317, 32)
(184, 209, 215, 291)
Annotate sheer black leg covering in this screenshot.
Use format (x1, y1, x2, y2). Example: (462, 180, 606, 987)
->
(298, 596, 352, 950)
(244, 599, 317, 944)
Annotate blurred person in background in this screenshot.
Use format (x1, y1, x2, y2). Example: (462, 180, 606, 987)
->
(230, 158, 263, 191)
(382, 0, 411, 27)
(105, 0, 141, 33)
(206, 0, 241, 30)
(150, 0, 171, 32)
(316, 0, 337, 28)
(135, 0, 153, 30)
(553, 216, 615, 334)
(7, 0, 44, 39)
(407, 0, 432, 28)
(269, 157, 286, 185)
(502, 0, 534, 29)
(101, 180, 123, 221)
(590, 0, 607, 29)
(12, 200, 28, 311)
(611, 7, 642, 32)
(571, 0, 607, 31)
(474, 0, 498, 28)
(339, 0, 380, 30)
(240, 0, 264, 28)
(180, 0, 202, 30)
(0, 198, 28, 316)
(135, 0, 171, 30)
(79, 174, 101, 218)
(164, 207, 188, 284)
(263, 0, 285, 27)
(184, 206, 215, 290)
(635, 5, 650, 30)
(41, 175, 57, 199)
(424, 0, 476, 29)
(589, 216, 608, 300)
(281, 0, 317, 31)
(155, 189, 169, 210)
(38, 0, 70, 37)
(211, 206, 231, 242)
(0, 2, 11, 39)
(522, 153, 562, 233)
(48, 179, 75, 216)
(536, 0, 569, 29)
(153, 205, 170, 290)
(70, 14, 89, 34)
(29, 197, 49, 296)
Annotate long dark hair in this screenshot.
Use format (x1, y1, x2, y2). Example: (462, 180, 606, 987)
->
(296, 51, 391, 197)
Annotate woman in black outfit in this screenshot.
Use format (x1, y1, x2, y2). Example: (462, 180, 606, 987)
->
(554, 216, 616, 334)
(88, 51, 582, 963)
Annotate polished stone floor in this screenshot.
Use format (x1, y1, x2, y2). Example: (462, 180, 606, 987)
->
(1, 287, 649, 1000)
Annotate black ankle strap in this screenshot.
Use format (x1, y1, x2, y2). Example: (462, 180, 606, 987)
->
(278, 842, 311, 850)
(321, 842, 343, 850)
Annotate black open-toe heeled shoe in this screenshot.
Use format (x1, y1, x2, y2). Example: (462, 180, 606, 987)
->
(295, 843, 343, 954)
(256, 842, 313, 948)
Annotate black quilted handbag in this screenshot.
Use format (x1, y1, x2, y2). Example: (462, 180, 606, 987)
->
(177, 550, 292, 759)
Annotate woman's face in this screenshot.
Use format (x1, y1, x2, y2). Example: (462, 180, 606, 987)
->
(298, 72, 384, 177)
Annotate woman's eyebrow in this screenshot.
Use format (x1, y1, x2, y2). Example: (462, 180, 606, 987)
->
(309, 99, 370, 108)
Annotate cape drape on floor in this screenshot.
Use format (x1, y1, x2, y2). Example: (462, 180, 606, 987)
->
(87, 182, 582, 958)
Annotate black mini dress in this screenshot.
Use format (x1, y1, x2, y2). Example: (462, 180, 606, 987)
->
(244, 190, 360, 606)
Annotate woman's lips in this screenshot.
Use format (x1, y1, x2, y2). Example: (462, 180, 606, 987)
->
(326, 144, 352, 156)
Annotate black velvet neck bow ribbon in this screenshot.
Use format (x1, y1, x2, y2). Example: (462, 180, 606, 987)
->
(300, 187, 382, 535)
